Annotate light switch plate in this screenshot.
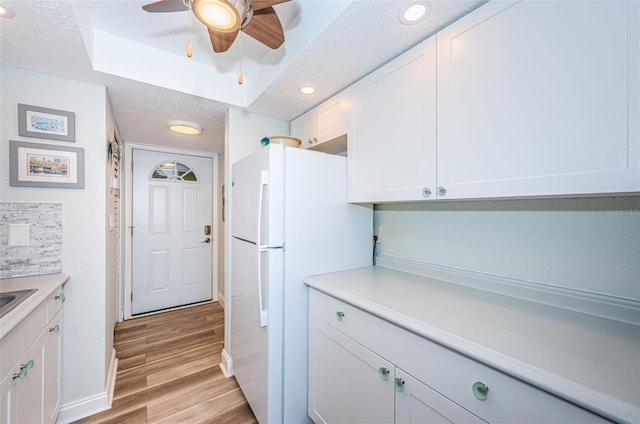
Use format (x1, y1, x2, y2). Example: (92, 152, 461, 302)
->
(9, 223, 30, 246)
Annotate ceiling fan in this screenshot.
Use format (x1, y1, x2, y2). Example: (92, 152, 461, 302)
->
(142, 0, 290, 53)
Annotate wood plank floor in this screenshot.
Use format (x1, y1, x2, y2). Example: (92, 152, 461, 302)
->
(74, 302, 257, 424)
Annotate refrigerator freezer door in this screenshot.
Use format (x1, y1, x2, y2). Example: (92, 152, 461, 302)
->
(231, 144, 285, 247)
(231, 237, 284, 424)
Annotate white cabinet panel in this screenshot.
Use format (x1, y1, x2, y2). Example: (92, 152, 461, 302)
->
(292, 94, 351, 154)
(0, 285, 64, 424)
(316, 95, 350, 145)
(349, 36, 437, 202)
(437, 0, 640, 199)
(308, 316, 394, 424)
(395, 368, 485, 424)
(43, 311, 62, 423)
(292, 112, 317, 148)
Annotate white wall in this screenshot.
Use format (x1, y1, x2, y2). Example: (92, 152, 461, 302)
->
(374, 196, 640, 301)
(220, 107, 288, 374)
(0, 65, 111, 416)
(104, 95, 119, 384)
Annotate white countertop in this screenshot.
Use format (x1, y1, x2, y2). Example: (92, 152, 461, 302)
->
(304, 266, 640, 424)
(0, 273, 69, 340)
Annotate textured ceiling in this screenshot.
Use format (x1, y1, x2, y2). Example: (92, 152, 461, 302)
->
(0, 0, 484, 154)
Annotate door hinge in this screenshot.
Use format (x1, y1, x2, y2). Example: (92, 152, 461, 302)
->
(131, 292, 133, 302)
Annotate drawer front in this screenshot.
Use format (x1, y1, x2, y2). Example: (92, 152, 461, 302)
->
(391, 333, 611, 423)
(47, 285, 64, 320)
(0, 302, 48, 379)
(309, 289, 609, 423)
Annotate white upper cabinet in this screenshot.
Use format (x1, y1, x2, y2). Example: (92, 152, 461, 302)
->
(291, 93, 352, 154)
(436, 0, 640, 199)
(348, 36, 437, 202)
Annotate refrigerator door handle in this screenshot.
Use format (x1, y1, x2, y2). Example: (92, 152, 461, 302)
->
(257, 170, 269, 250)
(256, 170, 269, 327)
(257, 248, 268, 327)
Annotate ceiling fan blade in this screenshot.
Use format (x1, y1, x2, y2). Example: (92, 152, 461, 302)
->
(208, 28, 240, 53)
(242, 7, 285, 49)
(252, 0, 290, 12)
(142, 0, 188, 13)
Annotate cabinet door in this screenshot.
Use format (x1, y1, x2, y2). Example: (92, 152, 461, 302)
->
(437, 0, 640, 199)
(43, 311, 62, 423)
(292, 111, 318, 149)
(0, 373, 17, 423)
(308, 316, 394, 424)
(395, 368, 485, 424)
(349, 36, 437, 202)
(15, 333, 45, 424)
(317, 94, 351, 143)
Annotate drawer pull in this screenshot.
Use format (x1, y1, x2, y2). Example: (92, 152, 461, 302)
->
(50, 324, 60, 333)
(472, 381, 489, 401)
(13, 360, 35, 381)
(378, 367, 390, 381)
(394, 377, 405, 393)
(55, 292, 65, 301)
(335, 311, 345, 321)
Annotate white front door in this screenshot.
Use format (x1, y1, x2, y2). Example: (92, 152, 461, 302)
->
(132, 149, 213, 315)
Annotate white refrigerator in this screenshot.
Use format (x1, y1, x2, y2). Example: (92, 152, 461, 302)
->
(230, 144, 372, 424)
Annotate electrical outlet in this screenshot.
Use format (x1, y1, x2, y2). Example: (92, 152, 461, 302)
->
(374, 226, 382, 244)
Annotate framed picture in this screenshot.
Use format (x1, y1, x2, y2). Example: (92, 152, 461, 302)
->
(9, 140, 84, 189)
(18, 103, 76, 142)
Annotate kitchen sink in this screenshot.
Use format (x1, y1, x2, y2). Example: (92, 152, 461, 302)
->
(0, 289, 37, 319)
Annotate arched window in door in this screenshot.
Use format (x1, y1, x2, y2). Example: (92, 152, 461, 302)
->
(150, 161, 198, 182)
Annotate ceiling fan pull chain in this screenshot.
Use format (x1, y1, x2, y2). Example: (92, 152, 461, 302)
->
(186, 0, 193, 57)
(238, 38, 244, 85)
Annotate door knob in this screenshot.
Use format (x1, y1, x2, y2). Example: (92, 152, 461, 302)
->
(201, 238, 211, 244)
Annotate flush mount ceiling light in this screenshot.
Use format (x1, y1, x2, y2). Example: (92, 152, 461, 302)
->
(300, 86, 316, 95)
(399, 1, 431, 25)
(0, 2, 15, 18)
(166, 120, 203, 136)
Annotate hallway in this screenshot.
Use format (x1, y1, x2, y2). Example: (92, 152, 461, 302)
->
(75, 302, 257, 423)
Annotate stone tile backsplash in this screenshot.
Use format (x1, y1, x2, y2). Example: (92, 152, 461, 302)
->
(0, 202, 62, 279)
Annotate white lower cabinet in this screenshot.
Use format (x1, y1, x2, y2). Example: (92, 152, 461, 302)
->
(309, 317, 394, 424)
(0, 286, 64, 424)
(308, 288, 610, 424)
(395, 369, 485, 424)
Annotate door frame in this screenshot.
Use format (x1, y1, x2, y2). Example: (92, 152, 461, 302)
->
(121, 142, 219, 321)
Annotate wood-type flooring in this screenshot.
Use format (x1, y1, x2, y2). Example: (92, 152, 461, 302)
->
(74, 302, 257, 424)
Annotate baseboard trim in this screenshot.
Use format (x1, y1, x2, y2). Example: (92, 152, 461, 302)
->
(219, 348, 233, 378)
(376, 254, 640, 324)
(58, 392, 109, 424)
(217, 291, 226, 309)
(106, 348, 118, 406)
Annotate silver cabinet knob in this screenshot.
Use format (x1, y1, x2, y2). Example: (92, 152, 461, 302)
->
(436, 186, 447, 197)
(472, 381, 489, 401)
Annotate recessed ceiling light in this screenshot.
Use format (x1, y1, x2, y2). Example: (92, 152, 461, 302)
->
(166, 120, 203, 136)
(399, 1, 431, 25)
(300, 86, 316, 95)
(0, 2, 15, 18)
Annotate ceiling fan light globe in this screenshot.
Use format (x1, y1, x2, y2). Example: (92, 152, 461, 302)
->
(193, 0, 241, 32)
